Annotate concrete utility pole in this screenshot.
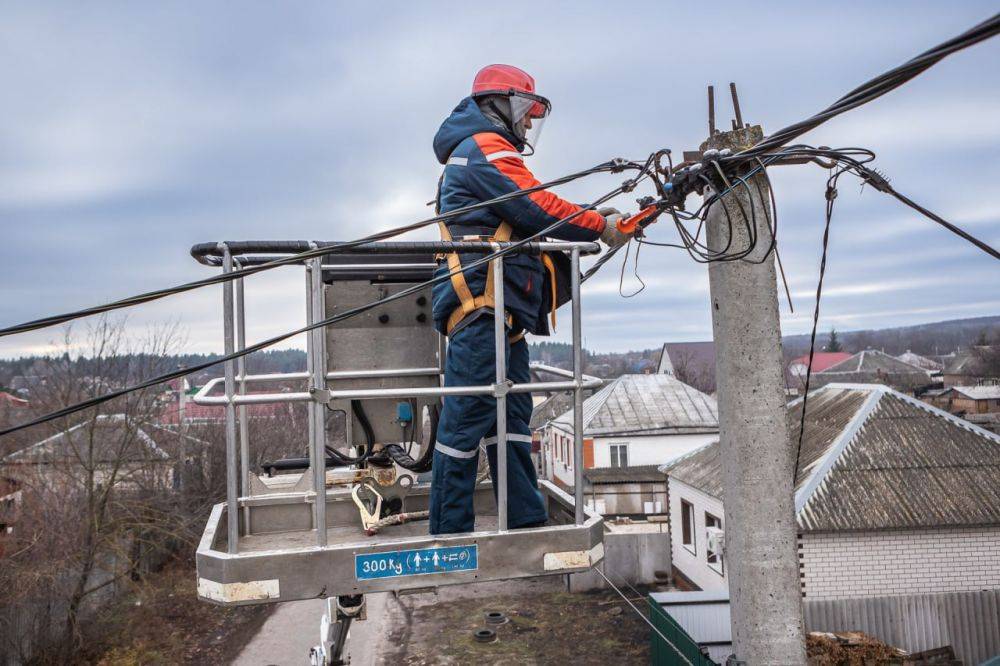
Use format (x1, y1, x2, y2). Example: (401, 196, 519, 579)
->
(703, 87, 806, 665)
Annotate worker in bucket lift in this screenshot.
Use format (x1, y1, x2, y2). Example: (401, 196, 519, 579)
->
(429, 64, 631, 534)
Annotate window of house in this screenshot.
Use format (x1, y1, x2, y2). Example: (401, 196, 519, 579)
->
(681, 500, 695, 553)
(705, 512, 723, 574)
(609, 443, 628, 468)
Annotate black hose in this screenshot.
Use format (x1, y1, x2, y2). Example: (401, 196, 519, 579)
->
(368, 403, 439, 473)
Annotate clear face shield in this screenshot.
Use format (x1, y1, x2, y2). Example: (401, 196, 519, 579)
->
(508, 92, 551, 156)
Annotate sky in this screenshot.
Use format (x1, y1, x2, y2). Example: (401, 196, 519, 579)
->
(1, 2, 998, 357)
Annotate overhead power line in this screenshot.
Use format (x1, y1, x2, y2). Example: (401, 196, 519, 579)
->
(0, 161, 637, 339)
(0, 170, 655, 438)
(724, 12, 1000, 161)
(1, 15, 998, 438)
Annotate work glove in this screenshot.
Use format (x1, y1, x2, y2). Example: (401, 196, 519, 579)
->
(599, 211, 631, 249)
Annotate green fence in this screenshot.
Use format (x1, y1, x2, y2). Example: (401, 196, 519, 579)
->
(647, 596, 718, 666)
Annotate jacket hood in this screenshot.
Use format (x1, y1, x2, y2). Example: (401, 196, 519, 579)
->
(433, 96, 523, 164)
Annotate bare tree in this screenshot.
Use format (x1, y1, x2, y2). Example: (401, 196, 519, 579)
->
(0, 317, 199, 660)
(670, 349, 716, 394)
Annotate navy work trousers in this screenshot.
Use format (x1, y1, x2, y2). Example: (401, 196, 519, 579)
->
(429, 316, 547, 534)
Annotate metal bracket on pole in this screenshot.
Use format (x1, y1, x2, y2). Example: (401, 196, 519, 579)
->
(729, 82, 745, 129)
(310, 388, 333, 405)
(708, 85, 717, 136)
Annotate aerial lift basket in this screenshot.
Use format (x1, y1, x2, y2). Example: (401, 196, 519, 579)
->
(189, 240, 605, 606)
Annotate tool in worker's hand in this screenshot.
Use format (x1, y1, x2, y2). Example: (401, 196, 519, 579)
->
(615, 206, 657, 235)
(614, 185, 675, 237)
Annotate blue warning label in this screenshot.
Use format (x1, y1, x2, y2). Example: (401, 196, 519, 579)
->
(355, 544, 478, 580)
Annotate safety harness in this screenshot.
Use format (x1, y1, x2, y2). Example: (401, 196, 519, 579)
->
(437, 220, 525, 343)
(437, 219, 562, 344)
(436, 150, 560, 343)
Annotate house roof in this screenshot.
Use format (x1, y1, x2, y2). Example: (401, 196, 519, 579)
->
(583, 464, 666, 484)
(896, 350, 943, 371)
(946, 385, 1000, 401)
(657, 341, 716, 376)
(662, 384, 1000, 532)
(551, 374, 718, 437)
(2, 415, 194, 464)
(812, 350, 931, 390)
(529, 392, 575, 431)
(788, 352, 852, 373)
(943, 347, 997, 376)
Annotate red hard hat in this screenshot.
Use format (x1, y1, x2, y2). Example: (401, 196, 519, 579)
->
(471, 64, 548, 119)
(472, 64, 536, 97)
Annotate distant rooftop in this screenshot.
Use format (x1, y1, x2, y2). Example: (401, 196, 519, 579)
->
(4, 415, 169, 465)
(896, 350, 943, 371)
(551, 374, 718, 437)
(662, 383, 1000, 532)
(812, 349, 931, 390)
(788, 352, 852, 374)
(944, 347, 999, 376)
(946, 385, 1000, 401)
(529, 391, 575, 431)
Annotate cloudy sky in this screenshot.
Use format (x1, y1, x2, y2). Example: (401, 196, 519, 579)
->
(2, 2, 998, 358)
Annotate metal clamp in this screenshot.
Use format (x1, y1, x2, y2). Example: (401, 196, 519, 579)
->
(491, 379, 513, 398)
(310, 388, 333, 404)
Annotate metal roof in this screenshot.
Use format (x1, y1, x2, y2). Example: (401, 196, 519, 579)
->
(896, 350, 943, 371)
(529, 391, 575, 430)
(812, 350, 931, 390)
(659, 440, 723, 497)
(663, 384, 1000, 532)
(946, 385, 1000, 400)
(551, 373, 718, 437)
(943, 347, 997, 375)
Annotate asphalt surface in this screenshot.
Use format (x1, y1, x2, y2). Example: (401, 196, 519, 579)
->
(231, 593, 389, 665)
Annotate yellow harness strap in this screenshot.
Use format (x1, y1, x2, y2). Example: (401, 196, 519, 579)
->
(439, 221, 517, 338)
(438, 222, 476, 317)
(539, 252, 558, 331)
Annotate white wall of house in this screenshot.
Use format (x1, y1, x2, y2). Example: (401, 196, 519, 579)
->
(799, 527, 1000, 600)
(667, 476, 1000, 599)
(545, 426, 575, 488)
(544, 425, 716, 489)
(668, 477, 728, 591)
(591, 433, 716, 468)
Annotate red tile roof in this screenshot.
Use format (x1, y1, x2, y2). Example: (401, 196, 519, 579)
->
(788, 352, 852, 373)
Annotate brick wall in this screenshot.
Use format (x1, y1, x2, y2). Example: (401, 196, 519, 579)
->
(799, 526, 1000, 600)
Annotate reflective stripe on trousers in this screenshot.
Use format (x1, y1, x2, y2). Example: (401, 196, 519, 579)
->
(429, 317, 546, 534)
